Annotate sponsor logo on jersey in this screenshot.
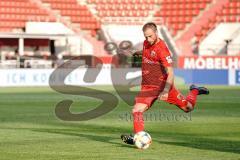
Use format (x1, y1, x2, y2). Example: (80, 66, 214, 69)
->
(143, 57, 154, 64)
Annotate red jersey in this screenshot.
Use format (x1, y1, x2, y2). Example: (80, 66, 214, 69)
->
(141, 39, 173, 87)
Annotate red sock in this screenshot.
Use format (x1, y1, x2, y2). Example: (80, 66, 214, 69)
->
(133, 112, 144, 133)
(186, 89, 199, 106)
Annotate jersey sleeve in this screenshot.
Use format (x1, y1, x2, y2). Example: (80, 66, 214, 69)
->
(157, 41, 173, 67)
(143, 40, 148, 50)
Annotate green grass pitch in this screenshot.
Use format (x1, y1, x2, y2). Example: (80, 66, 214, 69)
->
(0, 86, 239, 160)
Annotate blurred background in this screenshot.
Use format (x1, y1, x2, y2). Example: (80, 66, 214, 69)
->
(0, 0, 240, 86)
(0, 1, 240, 159)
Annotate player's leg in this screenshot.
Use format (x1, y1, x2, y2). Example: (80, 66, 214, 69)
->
(167, 85, 209, 112)
(132, 103, 148, 133)
(132, 86, 159, 133)
(166, 87, 190, 112)
(181, 86, 199, 112)
(121, 99, 156, 145)
(121, 87, 159, 145)
(184, 84, 209, 112)
(121, 102, 149, 145)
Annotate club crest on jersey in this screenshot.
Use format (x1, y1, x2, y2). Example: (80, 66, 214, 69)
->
(150, 51, 156, 57)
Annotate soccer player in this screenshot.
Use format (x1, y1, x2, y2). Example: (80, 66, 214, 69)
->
(121, 22, 209, 145)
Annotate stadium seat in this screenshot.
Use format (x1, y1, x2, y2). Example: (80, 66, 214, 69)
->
(40, 0, 100, 30)
(0, 0, 56, 32)
(195, 0, 240, 43)
(154, 0, 213, 36)
(89, 0, 155, 24)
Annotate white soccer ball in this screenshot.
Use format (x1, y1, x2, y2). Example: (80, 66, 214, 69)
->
(133, 131, 152, 149)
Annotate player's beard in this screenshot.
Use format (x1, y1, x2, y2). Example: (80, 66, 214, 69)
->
(149, 38, 159, 46)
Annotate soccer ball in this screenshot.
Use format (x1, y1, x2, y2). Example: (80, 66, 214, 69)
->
(133, 131, 152, 149)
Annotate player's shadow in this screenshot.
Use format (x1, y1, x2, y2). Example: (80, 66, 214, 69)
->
(31, 126, 134, 149)
(153, 132, 240, 154)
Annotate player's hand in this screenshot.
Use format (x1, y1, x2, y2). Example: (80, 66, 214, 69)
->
(158, 91, 169, 101)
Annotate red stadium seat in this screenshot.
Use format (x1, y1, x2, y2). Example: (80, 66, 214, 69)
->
(90, 0, 155, 24)
(40, 0, 100, 31)
(0, 0, 57, 32)
(192, 0, 240, 44)
(154, 0, 213, 36)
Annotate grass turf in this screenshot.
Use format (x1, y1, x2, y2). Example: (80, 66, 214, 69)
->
(0, 86, 239, 160)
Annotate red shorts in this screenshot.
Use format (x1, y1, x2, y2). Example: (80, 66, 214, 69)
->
(135, 85, 187, 109)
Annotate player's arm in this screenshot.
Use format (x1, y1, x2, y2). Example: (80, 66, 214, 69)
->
(164, 66, 174, 92)
(158, 66, 174, 101)
(158, 41, 173, 100)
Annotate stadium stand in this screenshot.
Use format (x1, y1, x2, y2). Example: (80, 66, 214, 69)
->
(41, 0, 100, 31)
(195, 0, 240, 43)
(87, 0, 156, 24)
(198, 23, 240, 55)
(0, 0, 239, 68)
(0, 0, 56, 32)
(175, 0, 239, 56)
(154, 0, 213, 36)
